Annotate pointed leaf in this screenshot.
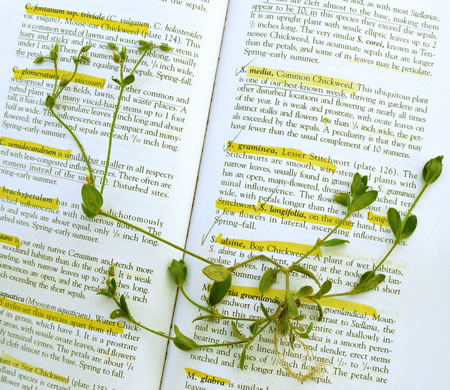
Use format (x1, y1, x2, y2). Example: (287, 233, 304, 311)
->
(422, 156, 443, 184)
(291, 265, 321, 287)
(208, 275, 232, 305)
(321, 239, 349, 247)
(97, 288, 113, 298)
(295, 286, 314, 298)
(232, 321, 247, 341)
(313, 280, 332, 299)
(286, 294, 298, 317)
(173, 325, 198, 351)
(350, 190, 378, 212)
(388, 208, 402, 239)
(112, 77, 121, 85)
(260, 303, 271, 320)
(249, 318, 265, 335)
(401, 215, 417, 239)
(353, 273, 385, 293)
(123, 74, 135, 86)
(119, 295, 130, 318)
(310, 298, 324, 321)
(351, 173, 368, 198)
(259, 268, 279, 293)
(239, 345, 248, 370)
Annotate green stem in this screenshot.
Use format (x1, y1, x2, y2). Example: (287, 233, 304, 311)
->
(100, 210, 214, 265)
(373, 242, 398, 272)
(101, 76, 125, 194)
(229, 254, 283, 272)
(195, 314, 262, 323)
(52, 60, 58, 95)
(289, 213, 351, 270)
(49, 107, 95, 183)
(198, 340, 247, 349)
(180, 286, 211, 313)
(401, 184, 428, 232)
(285, 271, 290, 301)
(54, 61, 79, 100)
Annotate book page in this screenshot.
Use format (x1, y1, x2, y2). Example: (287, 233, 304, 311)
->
(0, 0, 227, 389)
(162, 0, 449, 388)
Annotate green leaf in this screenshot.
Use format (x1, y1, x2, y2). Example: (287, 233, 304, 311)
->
(277, 315, 290, 336)
(81, 203, 97, 218)
(208, 275, 232, 305)
(350, 190, 378, 212)
(239, 345, 248, 370)
(351, 173, 368, 198)
(260, 303, 271, 320)
(334, 192, 350, 208)
(110, 309, 127, 319)
(202, 264, 231, 282)
(119, 295, 130, 318)
(249, 318, 265, 335)
(81, 184, 103, 216)
(286, 294, 298, 317)
(310, 298, 324, 321)
(353, 273, 385, 294)
(388, 208, 402, 240)
(401, 215, 417, 239)
(173, 325, 198, 351)
(422, 156, 443, 184)
(33, 56, 45, 64)
(291, 265, 321, 287)
(122, 74, 135, 86)
(168, 259, 187, 287)
(106, 278, 117, 295)
(321, 239, 349, 247)
(232, 321, 247, 341)
(259, 268, 279, 293)
(295, 286, 314, 298)
(313, 280, 332, 299)
(112, 77, 121, 85)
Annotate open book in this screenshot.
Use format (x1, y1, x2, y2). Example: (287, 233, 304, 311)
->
(0, 0, 448, 388)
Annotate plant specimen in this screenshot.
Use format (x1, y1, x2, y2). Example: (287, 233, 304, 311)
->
(33, 42, 443, 382)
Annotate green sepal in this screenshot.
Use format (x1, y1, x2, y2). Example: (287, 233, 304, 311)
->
(81, 184, 103, 217)
(122, 74, 135, 86)
(422, 156, 443, 184)
(106, 278, 117, 295)
(295, 286, 314, 298)
(350, 190, 378, 212)
(97, 288, 113, 298)
(387, 208, 402, 240)
(113, 51, 122, 63)
(173, 325, 198, 351)
(296, 322, 314, 338)
(107, 42, 118, 51)
(168, 259, 187, 287)
(334, 192, 350, 208)
(110, 309, 127, 319)
(313, 280, 332, 299)
(321, 239, 349, 247)
(159, 43, 172, 52)
(202, 264, 231, 282)
(45, 95, 55, 109)
(80, 55, 90, 64)
(120, 46, 127, 61)
(34, 56, 45, 64)
(401, 215, 417, 239)
(119, 295, 130, 318)
(231, 321, 247, 341)
(208, 275, 232, 305)
(259, 268, 279, 293)
(291, 265, 321, 287)
(80, 45, 92, 52)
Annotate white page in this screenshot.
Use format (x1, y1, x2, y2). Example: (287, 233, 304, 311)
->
(163, 0, 449, 388)
(0, 0, 227, 388)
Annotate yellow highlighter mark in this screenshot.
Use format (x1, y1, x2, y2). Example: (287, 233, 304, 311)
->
(25, 5, 149, 35)
(13, 68, 106, 89)
(227, 286, 377, 318)
(247, 66, 360, 94)
(368, 211, 389, 227)
(216, 199, 353, 230)
(227, 142, 336, 173)
(0, 187, 59, 210)
(0, 136, 71, 160)
(0, 296, 123, 334)
(0, 233, 21, 247)
(216, 234, 322, 257)
(185, 368, 230, 385)
(0, 352, 69, 384)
